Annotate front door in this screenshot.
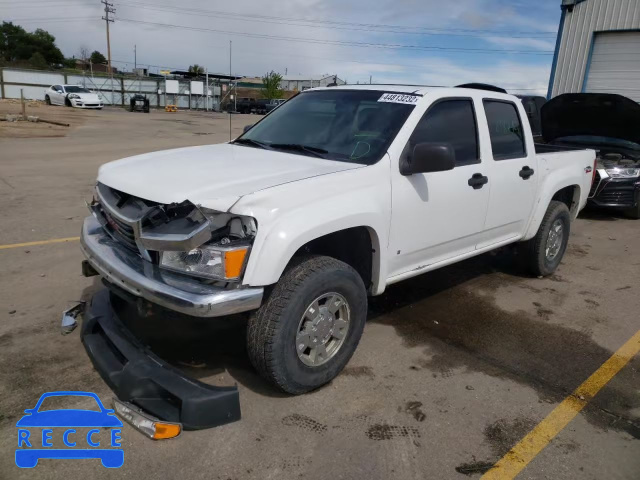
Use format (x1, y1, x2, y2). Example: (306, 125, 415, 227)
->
(388, 97, 491, 280)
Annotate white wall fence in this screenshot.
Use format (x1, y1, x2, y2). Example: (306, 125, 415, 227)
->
(0, 67, 223, 110)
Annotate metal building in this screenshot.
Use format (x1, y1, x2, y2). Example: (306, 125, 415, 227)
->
(548, 0, 640, 101)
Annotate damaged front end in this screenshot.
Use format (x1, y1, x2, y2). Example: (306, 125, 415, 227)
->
(79, 183, 264, 432)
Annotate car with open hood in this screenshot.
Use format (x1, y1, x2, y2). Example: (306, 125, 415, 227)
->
(541, 93, 640, 218)
(45, 84, 103, 109)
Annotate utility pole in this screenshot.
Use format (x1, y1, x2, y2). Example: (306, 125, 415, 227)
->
(101, 0, 115, 75)
(134, 44, 137, 71)
(229, 40, 232, 141)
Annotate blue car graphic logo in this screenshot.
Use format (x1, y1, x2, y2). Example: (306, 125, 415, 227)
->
(16, 391, 123, 468)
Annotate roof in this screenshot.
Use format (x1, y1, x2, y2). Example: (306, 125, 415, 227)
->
(307, 84, 519, 99)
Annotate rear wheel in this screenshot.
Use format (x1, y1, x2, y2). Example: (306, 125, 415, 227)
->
(247, 255, 367, 394)
(521, 200, 571, 277)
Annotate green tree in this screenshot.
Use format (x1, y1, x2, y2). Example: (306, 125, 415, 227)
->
(28, 52, 48, 69)
(89, 50, 107, 65)
(0, 22, 64, 66)
(188, 64, 204, 75)
(261, 70, 283, 100)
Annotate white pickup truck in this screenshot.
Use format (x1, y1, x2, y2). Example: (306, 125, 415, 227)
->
(80, 84, 595, 432)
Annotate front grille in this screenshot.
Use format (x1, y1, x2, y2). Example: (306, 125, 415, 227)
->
(588, 171, 601, 197)
(102, 209, 138, 252)
(597, 188, 635, 205)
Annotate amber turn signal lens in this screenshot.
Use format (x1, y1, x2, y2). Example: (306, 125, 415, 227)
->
(224, 248, 248, 279)
(153, 423, 182, 440)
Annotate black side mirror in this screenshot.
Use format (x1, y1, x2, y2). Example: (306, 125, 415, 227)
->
(243, 124, 253, 133)
(400, 142, 456, 176)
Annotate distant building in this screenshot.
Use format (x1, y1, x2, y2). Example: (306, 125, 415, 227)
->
(548, 0, 640, 101)
(280, 75, 345, 91)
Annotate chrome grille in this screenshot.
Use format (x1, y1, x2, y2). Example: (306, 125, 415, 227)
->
(102, 208, 138, 252)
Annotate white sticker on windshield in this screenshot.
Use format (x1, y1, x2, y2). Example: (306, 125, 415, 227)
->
(378, 93, 419, 104)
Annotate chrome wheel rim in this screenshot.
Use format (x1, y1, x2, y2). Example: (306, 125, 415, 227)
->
(296, 293, 350, 367)
(545, 219, 564, 261)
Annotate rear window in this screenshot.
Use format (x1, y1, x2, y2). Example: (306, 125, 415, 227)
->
(484, 100, 526, 160)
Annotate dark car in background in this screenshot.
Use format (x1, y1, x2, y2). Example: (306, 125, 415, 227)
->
(541, 93, 640, 218)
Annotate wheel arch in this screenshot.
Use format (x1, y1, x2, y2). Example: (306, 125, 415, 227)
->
(243, 223, 385, 295)
(523, 182, 581, 241)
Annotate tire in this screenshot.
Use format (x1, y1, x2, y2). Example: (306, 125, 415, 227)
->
(65, 96, 72, 107)
(521, 200, 571, 277)
(45, 95, 51, 105)
(247, 255, 367, 394)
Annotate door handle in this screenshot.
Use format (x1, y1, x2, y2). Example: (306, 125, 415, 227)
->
(468, 173, 489, 189)
(519, 166, 535, 179)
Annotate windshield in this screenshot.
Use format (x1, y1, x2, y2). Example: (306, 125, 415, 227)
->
(554, 135, 640, 151)
(65, 86, 91, 93)
(236, 89, 416, 164)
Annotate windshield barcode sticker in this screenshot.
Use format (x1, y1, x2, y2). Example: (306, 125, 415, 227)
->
(378, 93, 419, 104)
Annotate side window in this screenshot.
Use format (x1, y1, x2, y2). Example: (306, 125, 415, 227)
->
(53, 85, 61, 92)
(407, 99, 479, 167)
(483, 100, 526, 160)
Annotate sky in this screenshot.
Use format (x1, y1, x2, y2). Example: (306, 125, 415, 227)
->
(1, 0, 562, 95)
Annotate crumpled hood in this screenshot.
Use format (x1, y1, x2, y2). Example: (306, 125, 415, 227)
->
(541, 93, 640, 145)
(98, 143, 362, 210)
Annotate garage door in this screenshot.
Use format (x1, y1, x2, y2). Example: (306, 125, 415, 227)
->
(584, 31, 640, 102)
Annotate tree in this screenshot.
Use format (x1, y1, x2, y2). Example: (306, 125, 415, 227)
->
(28, 52, 48, 69)
(261, 70, 283, 100)
(89, 50, 107, 65)
(78, 45, 90, 62)
(188, 64, 204, 75)
(0, 22, 64, 66)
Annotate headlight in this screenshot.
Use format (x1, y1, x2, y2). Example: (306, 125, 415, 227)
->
(605, 167, 640, 178)
(68, 94, 80, 99)
(160, 244, 249, 280)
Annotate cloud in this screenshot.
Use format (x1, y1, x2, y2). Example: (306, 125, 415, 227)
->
(3, 0, 557, 94)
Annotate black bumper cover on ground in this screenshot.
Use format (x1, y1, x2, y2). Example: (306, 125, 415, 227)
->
(81, 288, 241, 430)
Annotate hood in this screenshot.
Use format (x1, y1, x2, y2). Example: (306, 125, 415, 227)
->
(71, 92, 100, 101)
(98, 143, 362, 210)
(541, 93, 640, 145)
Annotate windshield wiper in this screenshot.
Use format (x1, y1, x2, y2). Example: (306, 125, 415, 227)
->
(232, 138, 272, 150)
(269, 143, 329, 158)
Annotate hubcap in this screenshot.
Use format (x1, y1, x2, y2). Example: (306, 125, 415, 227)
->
(545, 219, 564, 261)
(296, 293, 350, 367)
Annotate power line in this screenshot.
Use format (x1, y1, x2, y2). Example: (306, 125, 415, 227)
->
(117, 18, 554, 55)
(112, 1, 556, 39)
(113, 0, 556, 36)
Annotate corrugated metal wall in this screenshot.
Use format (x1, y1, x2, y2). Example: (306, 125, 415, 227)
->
(0, 67, 223, 109)
(550, 0, 640, 97)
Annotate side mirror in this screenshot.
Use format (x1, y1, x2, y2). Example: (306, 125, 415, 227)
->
(400, 142, 456, 176)
(243, 124, 253, 133)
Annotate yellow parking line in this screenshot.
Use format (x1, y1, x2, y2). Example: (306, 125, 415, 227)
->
(0, 237, 80, 250)
(482, 329, 640, 480)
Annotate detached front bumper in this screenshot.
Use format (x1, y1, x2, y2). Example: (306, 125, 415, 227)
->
(80, 215, 263, 317)
(82, 288, 241, 429)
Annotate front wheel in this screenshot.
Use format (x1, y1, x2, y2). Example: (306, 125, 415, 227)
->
(45, 95, 51, 105)
(521, 200, 571, 277)
(247, 255, 367, 394)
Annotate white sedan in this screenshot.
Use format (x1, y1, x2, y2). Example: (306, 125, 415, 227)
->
(44, 84, 103, 109)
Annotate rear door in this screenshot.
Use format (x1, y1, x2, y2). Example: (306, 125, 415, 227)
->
(388, 97, 491, 278)
(476, 98, 538, 249)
